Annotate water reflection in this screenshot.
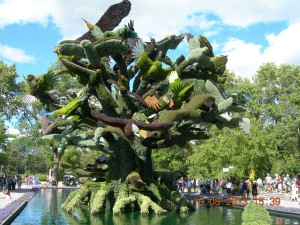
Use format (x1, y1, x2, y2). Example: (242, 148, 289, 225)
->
(10, 189, 300, 225)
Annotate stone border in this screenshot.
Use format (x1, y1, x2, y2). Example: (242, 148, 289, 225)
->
(0, 187, 40, 225)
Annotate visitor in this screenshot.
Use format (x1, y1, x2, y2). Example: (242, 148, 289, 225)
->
(296, 173, 300, 204)
(241, 181, 248, 204)
(192, 178, 197, 193)
(221, 179, 227, 196)
(3, 175, 12, 203)
(226, 180, 232, 197)
(277, 174, 282, 193)
(214, 179, 220, 196)
(246, 179, 251, 199)
(257, 177, 262, 193)
(28, 176, 32, 187)
(206, 178, 211, 195)
(187, 179, 192, 193)
(291, 179, 298, 202)
(273, 174, 278, 192)
(239, 181, 244, 196)
(181, 177, 185, 193)
(11, 175, 16, 190)
(211, 180, 216, 194)
(285, 175, 291, 193)
(36, 176, 40, 185)
(264, 173, 272, 192)
(0, 175, 4, 190)
(252, 181, 258, 199)
(241, 181, 248, 199)
(199, 178, 204, 194)
(220, 178, 224, 193)
(17, 175, 22, 189)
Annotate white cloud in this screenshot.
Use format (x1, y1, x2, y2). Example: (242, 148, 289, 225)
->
(0, 44, 34, 63)
(263, 23, 300, 65)
(0, 0, 298, 46)
(222, 38, 263, 79)
(1, 0, 300, 79)
(195, 0, 300, 27)
(0, 0, 54, 28)
(222, 23, 300, 79)
(1, 0, 299, 38)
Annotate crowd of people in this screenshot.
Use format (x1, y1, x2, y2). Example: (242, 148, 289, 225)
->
(175, 177, 233, 197)
(175, 172, 300, 203)
(24, 175, 40, 187)
(1, 174, 42, 203)
(258, 173, 300, 202)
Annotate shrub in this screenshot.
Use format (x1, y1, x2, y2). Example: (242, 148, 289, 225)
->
(242, 200, 271, 225)
(37, 174, 47, 181)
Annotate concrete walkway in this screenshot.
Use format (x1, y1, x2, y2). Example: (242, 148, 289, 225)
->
(182, 191, 300, 218)
(0, 185, 40, 225)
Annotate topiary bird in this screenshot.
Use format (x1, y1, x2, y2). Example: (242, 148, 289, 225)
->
(168, 71, 194, 108)
(21, 71, 59, 108)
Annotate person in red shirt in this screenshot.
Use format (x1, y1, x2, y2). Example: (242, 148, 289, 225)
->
(277, 174, 282, 193)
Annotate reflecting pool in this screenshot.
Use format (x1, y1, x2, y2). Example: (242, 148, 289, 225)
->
(11, 189, 300, 225)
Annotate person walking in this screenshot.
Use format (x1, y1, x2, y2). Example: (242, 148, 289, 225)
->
(291, 179, 298, 202)
(2, 175, 12, 203)
(296, 173, 300, 204)
(226, 180, 232, 197)
(257, 177, 262, 193)
(17, 175, 22, 189)
(252, 181, 258, 199)
(187, 179, 192, 193)
(277, 174, 282, 193)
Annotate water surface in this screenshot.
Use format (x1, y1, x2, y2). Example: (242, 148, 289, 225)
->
(11, 189, 300, 225)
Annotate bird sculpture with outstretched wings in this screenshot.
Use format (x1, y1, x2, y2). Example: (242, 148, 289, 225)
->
(21, 71, 59, 108)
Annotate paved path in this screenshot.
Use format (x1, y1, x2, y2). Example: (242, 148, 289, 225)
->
(0, 185, 40, 225)
(182, 191, 300, 218)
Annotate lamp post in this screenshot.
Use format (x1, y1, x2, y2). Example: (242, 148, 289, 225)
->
(228, 166, 234, 180)
(223, 166, 234, 180)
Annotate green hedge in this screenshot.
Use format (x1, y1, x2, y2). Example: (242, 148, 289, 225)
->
(242, 200, 271, 225)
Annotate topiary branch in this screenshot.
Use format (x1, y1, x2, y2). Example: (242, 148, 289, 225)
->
(91, 110, 175, 137)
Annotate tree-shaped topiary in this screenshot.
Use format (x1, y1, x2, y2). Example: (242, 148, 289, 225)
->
(24, 0, 250, 215)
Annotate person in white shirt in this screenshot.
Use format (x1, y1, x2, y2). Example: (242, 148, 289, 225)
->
(257, 178, 262, 192)
(226, 180, 232, 197)
(265, 174, 272, 192)
(291, 180, 298, 202)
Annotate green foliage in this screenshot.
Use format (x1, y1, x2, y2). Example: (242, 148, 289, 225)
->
(36, 173, 47, 181)
(90, 186, 109, 214)
(152, 146, 187, 171)
(0, 118, 9, 160)
(61, 146, 82, 169)
(0, 61, 23, 120)
(242, 201, 271, 225)
(189, 121, 277, 181)
(62, 187, 91, 213)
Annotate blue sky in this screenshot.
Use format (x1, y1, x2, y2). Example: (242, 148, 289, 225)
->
(1, 0, 300, 134)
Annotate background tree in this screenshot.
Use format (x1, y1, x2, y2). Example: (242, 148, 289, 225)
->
(190, 63, 300, 181)
(0, 62, 23, 120)
(188, 120, 277, 182)
(243, 63, 300, 175)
